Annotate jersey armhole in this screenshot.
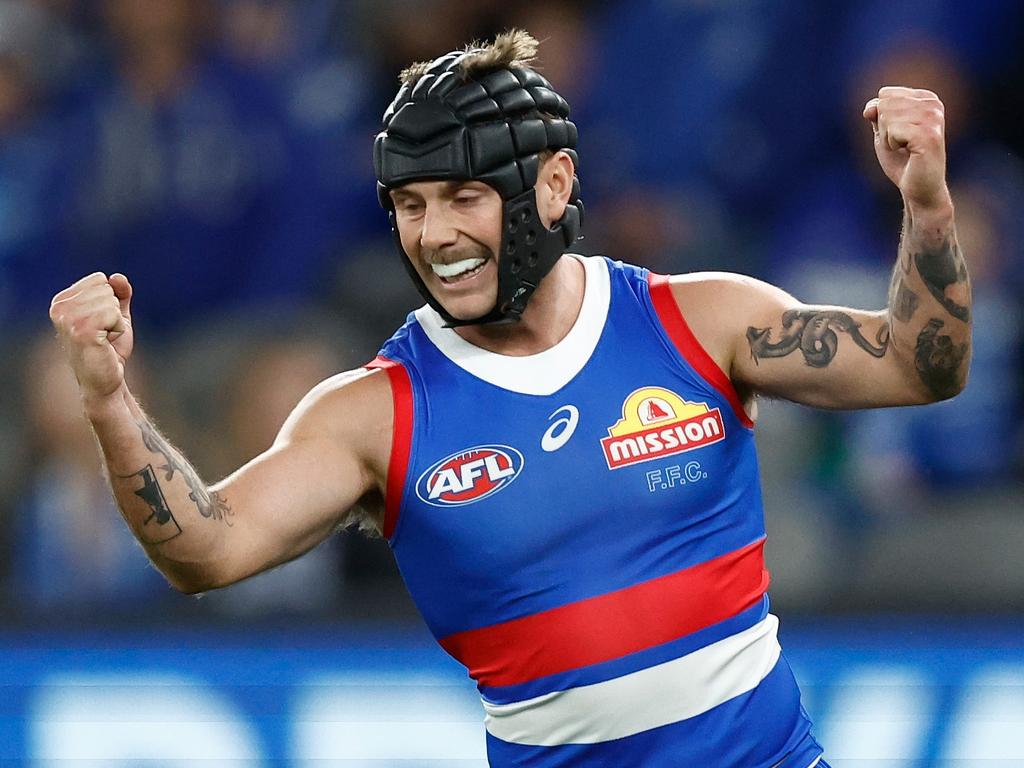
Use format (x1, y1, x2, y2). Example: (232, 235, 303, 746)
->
(647, 273, 755, 429)
(364, 356, 414, 541)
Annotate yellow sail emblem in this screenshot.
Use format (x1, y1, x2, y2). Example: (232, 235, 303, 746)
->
(607, 387, 711, 435)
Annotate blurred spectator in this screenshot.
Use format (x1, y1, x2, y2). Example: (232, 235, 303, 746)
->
(2, 0, 357, 335)
(765, 35, 980, 299)
(9, 332, 170, 613)
(217, 0, 387, 251)
(846, 167, 1024, 506)
(763, 29, 1023, 514)
(0, 0, 79, 327)
(218, 0, 295, 73)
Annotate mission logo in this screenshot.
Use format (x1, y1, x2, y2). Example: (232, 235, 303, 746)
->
(601, 387, 725, 469)
(415, 445, 525, 507)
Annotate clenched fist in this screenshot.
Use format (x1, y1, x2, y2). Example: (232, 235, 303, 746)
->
(863, 86, 950, 211)
(50, 272, 134, 406)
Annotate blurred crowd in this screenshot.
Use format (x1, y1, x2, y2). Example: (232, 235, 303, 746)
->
(1, 0, 1022, 625)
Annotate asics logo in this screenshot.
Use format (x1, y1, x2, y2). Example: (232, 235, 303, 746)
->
(541, 405, 580, 452)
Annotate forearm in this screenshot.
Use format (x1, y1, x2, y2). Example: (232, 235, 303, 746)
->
(86, 386, 232, 592)
(887, 196, 972, 400)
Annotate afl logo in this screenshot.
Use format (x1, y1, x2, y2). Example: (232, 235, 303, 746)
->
(415, 445, 525, 507)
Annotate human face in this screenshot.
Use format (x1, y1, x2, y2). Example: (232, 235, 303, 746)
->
(390, 179, 503, 321)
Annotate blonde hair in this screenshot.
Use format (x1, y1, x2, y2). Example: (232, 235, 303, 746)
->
(399, 29, 539, 87)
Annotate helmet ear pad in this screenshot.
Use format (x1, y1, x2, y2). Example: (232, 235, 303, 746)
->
(492, 186, 576, 326)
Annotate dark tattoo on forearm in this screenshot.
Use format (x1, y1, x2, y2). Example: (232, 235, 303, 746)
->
(747, 310, 889, 368)
(136, 420, 234, 526)
(914, 318, 968, 399)
(120, 464, 183, 544)
(912, 237, 970, 322)
(890, 275, 920, 323)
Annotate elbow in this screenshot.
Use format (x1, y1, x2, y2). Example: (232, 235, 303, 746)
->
(163, 571, 215, 596)
(931, 344, 972, 402)
(156, 559, 232, 596)
(939, 366, 970, 401)
(167, 575, 214, 596)
(169, 580, 207, 597)
(910, 358, 970, 404)
(896, 333, 971, 404)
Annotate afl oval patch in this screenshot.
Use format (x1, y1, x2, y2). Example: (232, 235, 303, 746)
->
(416, 445, 525, 507)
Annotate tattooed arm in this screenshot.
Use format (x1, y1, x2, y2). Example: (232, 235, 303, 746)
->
(51, 273, 391, 594)
(661, 87, 970, 412)
(663, 229, 968, 410)
(664, 273, 917, 411)
(85, 370, 390, 593)
(733, 197, 970, 408)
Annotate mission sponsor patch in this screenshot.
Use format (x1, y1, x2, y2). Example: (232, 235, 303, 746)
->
(601, 387, 725, 469)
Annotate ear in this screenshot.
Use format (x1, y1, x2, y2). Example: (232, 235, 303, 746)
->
(536, 151, 575, 228)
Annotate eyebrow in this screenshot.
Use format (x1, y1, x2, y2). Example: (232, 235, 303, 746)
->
(390, 181, 483, 202)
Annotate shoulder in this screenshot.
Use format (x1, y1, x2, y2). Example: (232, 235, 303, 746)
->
(662, 271, 794, 326)
(281, 366, 393, 437)
(663, 270, 782, 296)
(655, 272, 795, 401)
(602, 261, 789, 315)
(276, 365, 396, 475)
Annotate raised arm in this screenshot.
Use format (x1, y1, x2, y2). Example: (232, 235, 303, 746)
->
(668, 87, 971, 411)
(50, 273, 391, 593)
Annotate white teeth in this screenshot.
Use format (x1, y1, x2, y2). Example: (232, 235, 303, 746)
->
(430, 257, 486, 279)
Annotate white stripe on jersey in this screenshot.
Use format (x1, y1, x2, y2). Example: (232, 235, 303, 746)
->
(482, 613, 782, 746)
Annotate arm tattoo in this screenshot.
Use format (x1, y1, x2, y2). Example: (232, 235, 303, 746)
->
(137, 420, 234, 526)
(914, 318, 968, 399)
(890, 274, 920, 323)
(120, 464, 183, 545)
(188, 484, 233, 524)
(912, 237, 970, 322)
(747, 309, 889, 368)
(139, 419, 180, 482)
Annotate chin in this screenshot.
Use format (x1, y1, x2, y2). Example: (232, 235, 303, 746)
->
(438, 295, 499, 322)
(420, 263, 499, 322)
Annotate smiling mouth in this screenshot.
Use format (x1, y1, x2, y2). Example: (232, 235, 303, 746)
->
(430, 256, 488, 284)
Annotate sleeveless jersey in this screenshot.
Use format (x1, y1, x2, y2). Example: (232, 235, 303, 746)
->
(367, 256, 823, 767)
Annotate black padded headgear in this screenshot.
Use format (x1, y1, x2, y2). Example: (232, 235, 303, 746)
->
(373, 47, 584, 326)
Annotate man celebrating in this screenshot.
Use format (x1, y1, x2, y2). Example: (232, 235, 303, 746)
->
(51, 30, 969, 768)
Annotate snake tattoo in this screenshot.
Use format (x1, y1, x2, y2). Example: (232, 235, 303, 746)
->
(746, 310, 890, 368)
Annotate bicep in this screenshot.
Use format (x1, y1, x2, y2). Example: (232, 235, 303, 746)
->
(733, 282, 927, 408)
(674, 274, 923, 410)
(203, 369, 389, 587)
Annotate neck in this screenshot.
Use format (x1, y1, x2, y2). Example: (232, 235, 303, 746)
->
(453, 255, 585, 356)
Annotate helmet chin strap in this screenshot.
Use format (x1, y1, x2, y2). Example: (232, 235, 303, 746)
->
(393, 187, 580, 328)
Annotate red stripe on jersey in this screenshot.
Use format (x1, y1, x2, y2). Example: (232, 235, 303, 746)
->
(365, 356, 413, 541)
(647, 273, 755, 429)
(439, 538, 770, 688)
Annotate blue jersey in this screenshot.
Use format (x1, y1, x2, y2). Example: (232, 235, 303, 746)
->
(368, 256, 823, 767)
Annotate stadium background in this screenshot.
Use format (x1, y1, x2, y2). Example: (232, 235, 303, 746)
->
(1, 0, 1022, 764)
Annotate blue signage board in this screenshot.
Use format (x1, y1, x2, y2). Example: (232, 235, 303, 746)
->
(1, 620, 1022, 765)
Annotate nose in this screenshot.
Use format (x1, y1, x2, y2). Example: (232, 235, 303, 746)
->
(419, 202, 459, 253)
